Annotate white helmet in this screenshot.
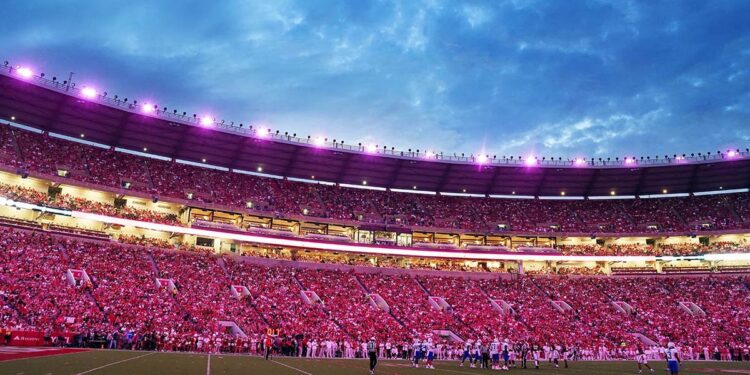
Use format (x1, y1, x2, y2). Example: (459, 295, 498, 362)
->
(493, 338, 499, 343)
(504, 338, 509, 343)
(668, 342, 675, 348)
(371, 337, 376, 341)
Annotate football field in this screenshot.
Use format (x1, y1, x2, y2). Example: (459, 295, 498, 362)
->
(0, 350, 749, 375)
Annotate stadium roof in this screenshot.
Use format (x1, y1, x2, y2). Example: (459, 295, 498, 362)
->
(1, 69, 749, 197)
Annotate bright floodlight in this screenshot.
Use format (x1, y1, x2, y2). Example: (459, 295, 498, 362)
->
(574, 158, 586, 166)
(727, 150, 737, 158)
(524, 156, 537, 166)
(200, 116, 214, 127)
(257, 128, 269, 138)
(141, 103, 155, 114)
(313, 137, 325, 147)
(80, 87, 98, 99)
(16, 67, 33, 79)
(365, 144, 377, 154)
(624, 157, 635, 164)
(425, 150, 435, 159)
(477, 154, 488, 164)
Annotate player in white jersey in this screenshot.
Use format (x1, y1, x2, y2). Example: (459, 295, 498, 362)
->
(636, 346, 655, 373)
(412, 339, 423, 368)
(425, 339, 435, 369)
(664, 342, 681, 375)
(551, 345, 561, 368)
(501, 339, 511, 369)
(460, 340, 473, 367)
(474, 340, 483, 367)
(490, 339, 500, 370)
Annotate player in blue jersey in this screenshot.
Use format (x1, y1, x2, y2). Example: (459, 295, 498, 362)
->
(664, 342, 681, 375)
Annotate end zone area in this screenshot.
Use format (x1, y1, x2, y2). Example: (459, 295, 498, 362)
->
(0, 350, 748, 375)
(0, 346, 88, 362)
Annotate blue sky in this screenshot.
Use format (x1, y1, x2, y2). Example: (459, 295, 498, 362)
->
(2, 0, 749, 158)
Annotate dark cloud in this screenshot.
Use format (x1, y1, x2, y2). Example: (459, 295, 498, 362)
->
(2, 0, 748, 157)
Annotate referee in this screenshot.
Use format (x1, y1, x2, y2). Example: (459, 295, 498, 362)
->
(367, 337, 378, 375)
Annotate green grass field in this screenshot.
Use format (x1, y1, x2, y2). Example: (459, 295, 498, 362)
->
(0, 350, 748, 375)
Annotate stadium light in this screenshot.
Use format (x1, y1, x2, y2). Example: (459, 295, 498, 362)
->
(424, 150, 435, 159)
(574, 158, 586, 166)
(80, 86, 98, 99)
(313, 136, 325, 147)
(141, 103, 155, 114)
(365, 144, 377, 154)
(256, 128, 270, 138)
(727, 150, 737, 158)
(476, 154, 488, 164)
(16, 67, 33, 79)
(200, 116, 214, 127)
(524, 156, 537, 166)
(624, 157, 635, 165)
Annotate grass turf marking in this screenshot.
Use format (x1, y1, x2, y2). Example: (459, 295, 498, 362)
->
(270, 359, 314, 375)
(74, 352, 156, 375)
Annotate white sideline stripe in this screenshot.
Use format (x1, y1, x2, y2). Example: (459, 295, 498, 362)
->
(74, 352, 156, 375)
(206, 353, 211, 375)
(270, 359, 313, 375)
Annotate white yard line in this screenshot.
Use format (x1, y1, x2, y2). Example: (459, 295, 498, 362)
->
(430, 367, 485, 375)
(74, 352, 156, 375)
(270, 359, 314, 375)
(206, 353, 211, 375)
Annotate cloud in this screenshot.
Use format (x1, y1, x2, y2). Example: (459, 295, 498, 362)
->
(461, 5, 493, 28)
(0, 0, 748, 159)
(500, 109, 669, 156)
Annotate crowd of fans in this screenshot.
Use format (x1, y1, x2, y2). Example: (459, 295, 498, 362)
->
(558, 241, 750, 256)
(0, 182, 180, 226)
(2, 123, 750, 237)
(0, 226, 749, 359)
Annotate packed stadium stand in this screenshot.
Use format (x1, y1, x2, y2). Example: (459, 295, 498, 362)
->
(0, 65, 749, 362)
(2, 123, 750, 237)
(1, 227, 749, 357)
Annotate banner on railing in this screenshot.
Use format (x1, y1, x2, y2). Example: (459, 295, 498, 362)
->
(10, 331, 45, 346)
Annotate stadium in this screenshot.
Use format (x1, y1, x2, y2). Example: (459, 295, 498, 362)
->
(1, 2, 750, 375)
